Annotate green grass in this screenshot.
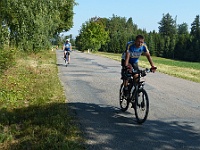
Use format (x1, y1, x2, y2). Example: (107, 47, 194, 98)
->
(92, 51, 200, 83)
(0, 50, 85, 150)
(140, 56, 200, 70)
(0, 48, 16, 74)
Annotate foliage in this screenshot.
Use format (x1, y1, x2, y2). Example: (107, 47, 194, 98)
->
(190, 15, 200, 61)
(105, 15, 131, 53)
(0, 0, 76, 52)
(75, 12, 200, 62)
(0, 48, 16, 75)
(158, 13, 177, 36)
(177, 23, 189, 35)
(190, 15, 200, 40)
(75, 17, 109, 52)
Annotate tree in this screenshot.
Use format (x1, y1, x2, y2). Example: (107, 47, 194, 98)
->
(55, 0, 77, 34)
(103, 15, 139, 53)
(106, 15, 127, 53)
(177, 22, 189, 35)
(75, 17, 109, 52)
(126, 17, 137, 41)
(158, 13, 177, 58)
(0, 0, 76, 51)
(158, 13, 177, 36)
(174, 23, 190, 60)
(190, 15, 200, 40)
(147, 32, 156, 56)
(190, 15, 200, 61)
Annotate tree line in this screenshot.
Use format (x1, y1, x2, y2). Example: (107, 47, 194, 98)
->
(1, 1, 199, 62)
(0, 0, 76, 52)
(75, 13, 200, 62)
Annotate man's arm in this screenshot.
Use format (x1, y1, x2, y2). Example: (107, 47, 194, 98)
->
(144, 52, 156, 72)
(70, 43, 72, 51)
(125, 50, 130, 67)
(62, 44, 65, 51)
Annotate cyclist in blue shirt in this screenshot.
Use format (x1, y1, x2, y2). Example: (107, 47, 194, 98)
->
(122, 35, 156, 97)
(63, 39, 72, 64)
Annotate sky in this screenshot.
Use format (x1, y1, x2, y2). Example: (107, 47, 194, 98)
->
(65, 0, 200, 38)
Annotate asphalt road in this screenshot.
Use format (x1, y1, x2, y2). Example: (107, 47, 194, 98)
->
(56, 50, 200, 150)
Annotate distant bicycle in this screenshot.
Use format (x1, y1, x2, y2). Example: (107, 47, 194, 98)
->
(119, 67, 156, 124)
(64, 51, 70, 67)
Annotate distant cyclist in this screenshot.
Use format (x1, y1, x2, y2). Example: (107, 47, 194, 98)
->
(63, 39, 72, 64)
(122, 35, 157, 97)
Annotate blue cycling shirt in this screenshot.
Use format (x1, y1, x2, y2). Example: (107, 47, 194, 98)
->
(63, 43, 71, 51)
(126, 41, 149, 64)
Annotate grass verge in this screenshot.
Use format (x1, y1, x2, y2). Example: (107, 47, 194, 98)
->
(0, 50, 85, 149)
(92, 51, 200, 83)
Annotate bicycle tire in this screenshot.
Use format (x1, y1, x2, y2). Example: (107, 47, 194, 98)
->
(65, 53, 68, 66)
(134, 88, 149, 124)
(119, 83, 130, 112)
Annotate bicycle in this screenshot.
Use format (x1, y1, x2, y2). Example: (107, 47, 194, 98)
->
(119, 67, 156, 124)
(64, 51, 70, 67)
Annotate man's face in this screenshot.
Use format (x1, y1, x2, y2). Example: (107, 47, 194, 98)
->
(135, 38, 144, 48)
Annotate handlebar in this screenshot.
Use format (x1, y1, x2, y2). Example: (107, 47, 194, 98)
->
(132, 67, 157, 77)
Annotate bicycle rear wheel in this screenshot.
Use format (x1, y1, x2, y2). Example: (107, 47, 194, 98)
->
(65, 53, 68, 66)
(119, 83, 130, 112)
(134, 88, 149, 124)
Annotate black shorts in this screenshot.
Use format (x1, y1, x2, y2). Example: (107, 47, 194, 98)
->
(130, 63, 139, 71)
(121, 62, 139, 80)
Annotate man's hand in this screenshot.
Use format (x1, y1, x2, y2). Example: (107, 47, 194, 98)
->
(150, 66, 157, 73)
(125, 64, 133, 73)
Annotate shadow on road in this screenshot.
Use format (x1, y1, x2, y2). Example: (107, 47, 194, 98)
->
(68, 102, 200, 150)
(2, 101, 199, 149)
(57, 63, 67, 67)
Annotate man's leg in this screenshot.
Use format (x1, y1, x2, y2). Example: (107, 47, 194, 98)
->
(123, 80, 129, 97)
(64, 51, 66, 60)
(132, 63, 139, 84)
(122, 68, 131, 97)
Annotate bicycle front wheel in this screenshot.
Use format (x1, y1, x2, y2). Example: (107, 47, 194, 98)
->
(119, 83, 130, 112)
(134, 88, 149, 124)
